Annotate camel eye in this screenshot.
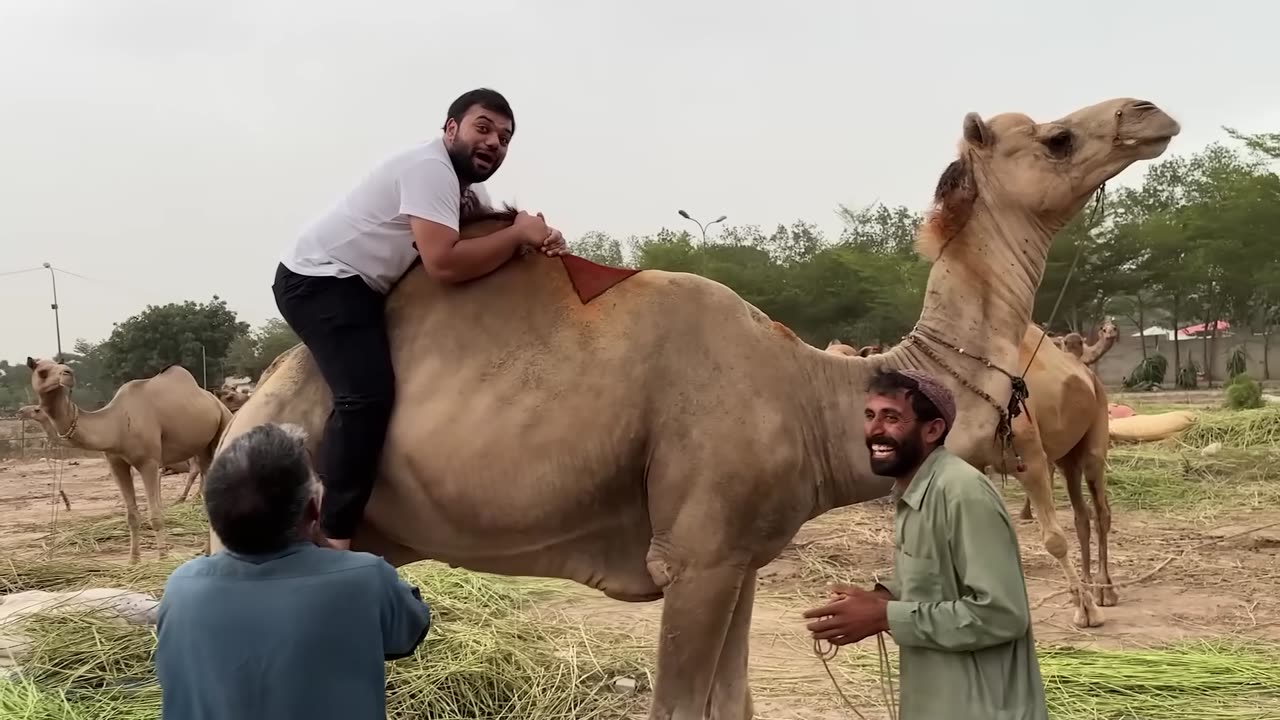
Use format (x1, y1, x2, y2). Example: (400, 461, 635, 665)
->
(1044, 130, 1074, 158)
(38, 370, 47, 379)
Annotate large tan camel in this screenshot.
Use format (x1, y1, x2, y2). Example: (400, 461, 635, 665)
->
(25, 360, 234, 563)
(211, 98, 1178, 719)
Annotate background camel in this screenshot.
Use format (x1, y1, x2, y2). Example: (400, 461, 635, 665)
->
(25, 359, 233, 564)
(163, 386, 254, 503)
(211, 98, 1177, 719)
(16, 405, 72, 510)
(823, 339, 879, 357)
(17, 404, 56, 448)
(1057, 317, 1120, 366)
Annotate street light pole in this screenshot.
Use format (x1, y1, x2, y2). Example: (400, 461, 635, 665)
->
(42, 263, 63, 362)
(677, 209, 727, 246)
(199, 343, 208, 389)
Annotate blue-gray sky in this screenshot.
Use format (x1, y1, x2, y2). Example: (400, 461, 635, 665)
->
(2, 0, 1277, 366)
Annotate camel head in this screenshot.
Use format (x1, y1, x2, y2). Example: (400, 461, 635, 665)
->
(217, 386, 250, 412)
(17, 404, 49, 423)
(918, 98, 1180, 253)
(25, 356, 75, 403)
(1062, 333, 1086, 358)
(1099, 317, 1120, 343)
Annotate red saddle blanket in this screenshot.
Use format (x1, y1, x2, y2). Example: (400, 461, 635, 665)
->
(559, 254, 641, 304)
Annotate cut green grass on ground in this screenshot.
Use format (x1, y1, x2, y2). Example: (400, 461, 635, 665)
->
(0, 558, 652, 720)
(837, 638, 1280, 720)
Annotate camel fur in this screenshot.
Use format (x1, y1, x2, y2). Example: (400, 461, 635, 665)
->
(211, 98, 1178, 720)
(25, 359, 234, 564)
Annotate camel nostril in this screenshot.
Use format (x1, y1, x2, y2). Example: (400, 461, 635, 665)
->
(1131, 100, 1157, 111)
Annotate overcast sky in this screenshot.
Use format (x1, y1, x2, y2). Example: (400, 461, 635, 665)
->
(2, 0, 1277, 368)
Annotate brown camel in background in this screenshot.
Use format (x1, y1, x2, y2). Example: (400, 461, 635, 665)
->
(26, 359, 233, 563)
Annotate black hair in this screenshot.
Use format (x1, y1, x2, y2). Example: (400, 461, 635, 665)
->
(203, 423, 316, 555)
(866, 369, 950, 444)
(442, 88, 515, 134)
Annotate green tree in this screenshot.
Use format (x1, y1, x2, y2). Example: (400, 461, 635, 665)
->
(100, 296, 249, 387)
(572, 231, 625, 267)
(227, 318, 300, 382)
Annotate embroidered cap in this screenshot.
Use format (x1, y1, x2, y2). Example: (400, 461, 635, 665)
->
(895, 369, 956, 430)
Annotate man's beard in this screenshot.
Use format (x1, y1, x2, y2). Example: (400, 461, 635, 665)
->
(447, 140, 500, 184)
(866, 430, 926, 478)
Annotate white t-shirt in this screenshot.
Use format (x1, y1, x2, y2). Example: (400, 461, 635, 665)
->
(282, 137, 493, 294)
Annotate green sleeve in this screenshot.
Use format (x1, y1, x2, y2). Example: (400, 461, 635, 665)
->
(885, 482, 1030, 652)
(874, 577, 900, 599)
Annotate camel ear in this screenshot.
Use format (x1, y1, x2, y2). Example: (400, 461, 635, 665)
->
(26, 357, 37, 370)
(963, 112, 992, 148)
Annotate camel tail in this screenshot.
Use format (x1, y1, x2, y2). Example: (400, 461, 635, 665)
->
(1108, 410, 1198, 443)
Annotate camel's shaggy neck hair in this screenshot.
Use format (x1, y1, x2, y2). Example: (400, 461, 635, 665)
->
(801, 150, 1072, 513)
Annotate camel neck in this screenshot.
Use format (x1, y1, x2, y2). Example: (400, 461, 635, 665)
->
(915, 201, 1052, 373)
(43, 391, 118, 451)
(801, 197, 1060, 514)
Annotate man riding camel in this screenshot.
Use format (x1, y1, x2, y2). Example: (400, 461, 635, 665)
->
(273, 88, 568, 550)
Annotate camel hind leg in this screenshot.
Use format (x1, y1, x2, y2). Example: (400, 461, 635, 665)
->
(1058, 457, 1094, 594)
(1011, 421, 1103, 628)
(1077, 395, 1117, 606)
(178, 458, 203, 503)
(107, 457, 143, 565)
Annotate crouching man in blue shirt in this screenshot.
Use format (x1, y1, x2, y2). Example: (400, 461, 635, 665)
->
(156, 422, 431, 720)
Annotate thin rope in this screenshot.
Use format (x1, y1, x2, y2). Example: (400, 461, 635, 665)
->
(814, 634, 899, 720)
(44, 441, 67, 552)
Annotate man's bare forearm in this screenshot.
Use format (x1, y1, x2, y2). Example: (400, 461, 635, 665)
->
(427, 225, 527, 283)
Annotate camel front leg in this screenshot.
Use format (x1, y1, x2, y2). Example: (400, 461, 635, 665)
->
(706, 568, 756, 720)
(107, 457, 142, 565)
(649, 563, 749, 720)
(137, 460, 168, 560)
(1015, 442, 1103, 628)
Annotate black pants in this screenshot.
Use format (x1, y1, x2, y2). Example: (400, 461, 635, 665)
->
(272, 263, 395, 540)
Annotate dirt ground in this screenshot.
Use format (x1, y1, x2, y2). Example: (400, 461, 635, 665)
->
(2, 454, 1278, 719)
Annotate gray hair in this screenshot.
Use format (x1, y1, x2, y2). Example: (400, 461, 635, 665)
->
(204, 423, 319, 555)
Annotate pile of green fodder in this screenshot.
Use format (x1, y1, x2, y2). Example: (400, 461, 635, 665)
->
(1037, 640, 1280, 719)
(0, 557, 652, 720)
(1178, 406, 1280, 449)
(1104, 445, 1280, 516)
(837, 639, 1280, 719)
(1100, 405, 1280, 516)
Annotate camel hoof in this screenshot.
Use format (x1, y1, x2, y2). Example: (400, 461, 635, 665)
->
(1097, 585, 1119, 607)
(1071, 599, 1105, 628)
